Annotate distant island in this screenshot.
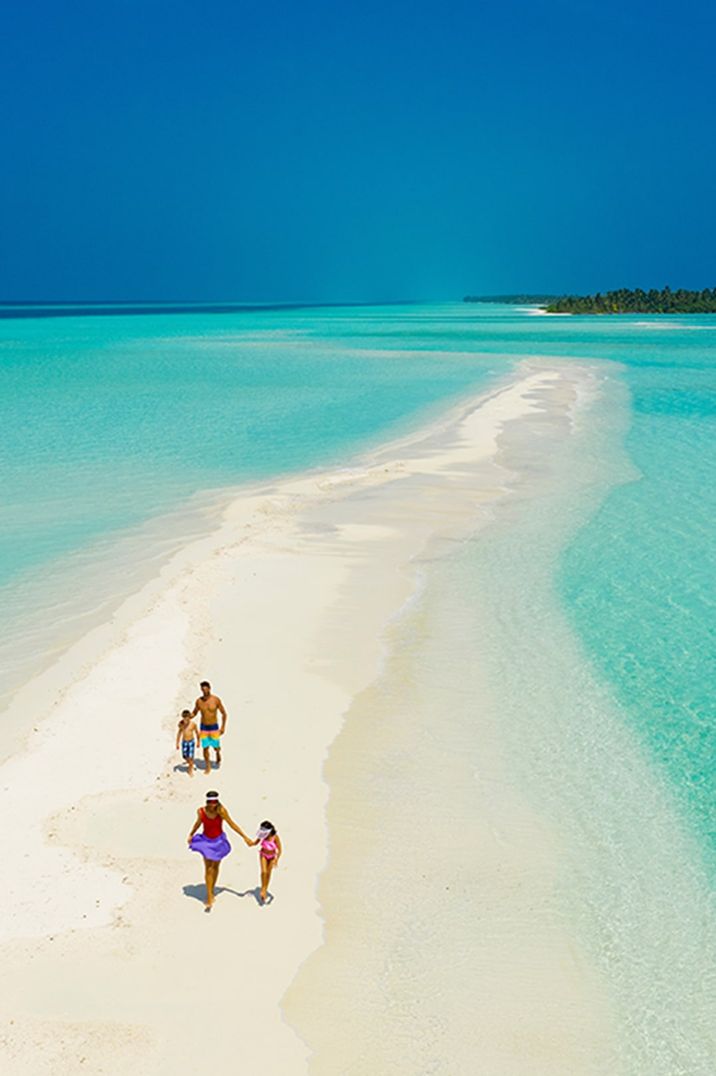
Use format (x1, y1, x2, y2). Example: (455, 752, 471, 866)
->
(545, 287, 716, 314)
(464, 287, 716, 314)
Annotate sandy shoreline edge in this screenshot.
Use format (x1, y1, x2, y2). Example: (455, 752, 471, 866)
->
(0, 358, 603, 1074)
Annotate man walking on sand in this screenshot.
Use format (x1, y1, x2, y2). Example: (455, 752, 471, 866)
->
(192, 680, 227, 774)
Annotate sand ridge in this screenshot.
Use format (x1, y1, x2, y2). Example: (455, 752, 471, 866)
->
(0, 359, 603, 1074)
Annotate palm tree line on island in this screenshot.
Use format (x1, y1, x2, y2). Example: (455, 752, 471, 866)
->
(464, 286, 716, 313)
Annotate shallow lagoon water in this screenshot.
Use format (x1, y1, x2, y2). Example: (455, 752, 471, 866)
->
(2, 302, 715, 849)
(0, 303, 511, 705)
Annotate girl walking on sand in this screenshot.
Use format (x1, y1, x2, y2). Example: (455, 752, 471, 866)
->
(188, 791, 251, 910)
(249, 820, 282, 904)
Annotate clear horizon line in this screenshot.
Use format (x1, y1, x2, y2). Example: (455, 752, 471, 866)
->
(0, 298, 439, 320)
(0, 297, 432, 306)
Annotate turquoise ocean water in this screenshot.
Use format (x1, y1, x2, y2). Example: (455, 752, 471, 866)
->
(444, 310, 716, 870)
(2, 301, 715, 1065)
(0, 303, 510, 704)
(2, 302, 714, 829)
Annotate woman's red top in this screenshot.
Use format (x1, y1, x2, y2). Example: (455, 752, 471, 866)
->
(200, 807, 223, 839)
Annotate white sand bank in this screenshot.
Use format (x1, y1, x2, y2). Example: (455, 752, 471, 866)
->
(0, 360, 611, 1074)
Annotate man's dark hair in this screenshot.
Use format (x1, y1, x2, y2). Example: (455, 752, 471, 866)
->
(200, 680, 210, 688)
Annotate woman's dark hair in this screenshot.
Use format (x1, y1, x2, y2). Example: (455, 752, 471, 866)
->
(260, 819, 276, 835)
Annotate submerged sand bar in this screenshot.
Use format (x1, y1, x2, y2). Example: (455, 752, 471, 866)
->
(0, 359, 612, 1074)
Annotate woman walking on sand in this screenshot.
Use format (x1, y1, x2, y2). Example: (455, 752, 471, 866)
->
(188, 791, 251, 910)
(248, 820, 283, 905)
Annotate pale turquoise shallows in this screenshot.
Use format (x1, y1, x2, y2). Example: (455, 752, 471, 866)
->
(0, 304, 511, 585)
(0, 303, 511, 702)
(464, 310, 716, 868)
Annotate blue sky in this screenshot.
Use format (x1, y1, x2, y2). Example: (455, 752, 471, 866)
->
(2, 0, 714, 300)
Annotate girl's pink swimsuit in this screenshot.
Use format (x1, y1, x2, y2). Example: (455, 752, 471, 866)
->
(260, 837, 278, 861)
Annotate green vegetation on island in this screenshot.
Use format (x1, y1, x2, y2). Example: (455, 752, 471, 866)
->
(545, 286, 716, 314)
(463, 288, 716, 313)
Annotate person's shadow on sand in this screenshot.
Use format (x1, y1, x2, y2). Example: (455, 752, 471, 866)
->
(182, 884, 269, 906)
(173, 760, 217, 774)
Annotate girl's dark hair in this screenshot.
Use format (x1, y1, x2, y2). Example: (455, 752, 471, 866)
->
(260, 819, 276, 835)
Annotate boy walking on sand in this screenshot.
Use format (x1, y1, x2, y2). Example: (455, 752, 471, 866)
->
(176, 709, 201, 776)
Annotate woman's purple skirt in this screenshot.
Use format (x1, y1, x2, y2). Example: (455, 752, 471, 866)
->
(190, 833, 231, 861)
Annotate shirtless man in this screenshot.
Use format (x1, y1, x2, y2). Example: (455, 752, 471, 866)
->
(192, 680, 227, 774)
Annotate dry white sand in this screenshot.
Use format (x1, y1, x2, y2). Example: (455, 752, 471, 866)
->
(0, 360, 613, 1074)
